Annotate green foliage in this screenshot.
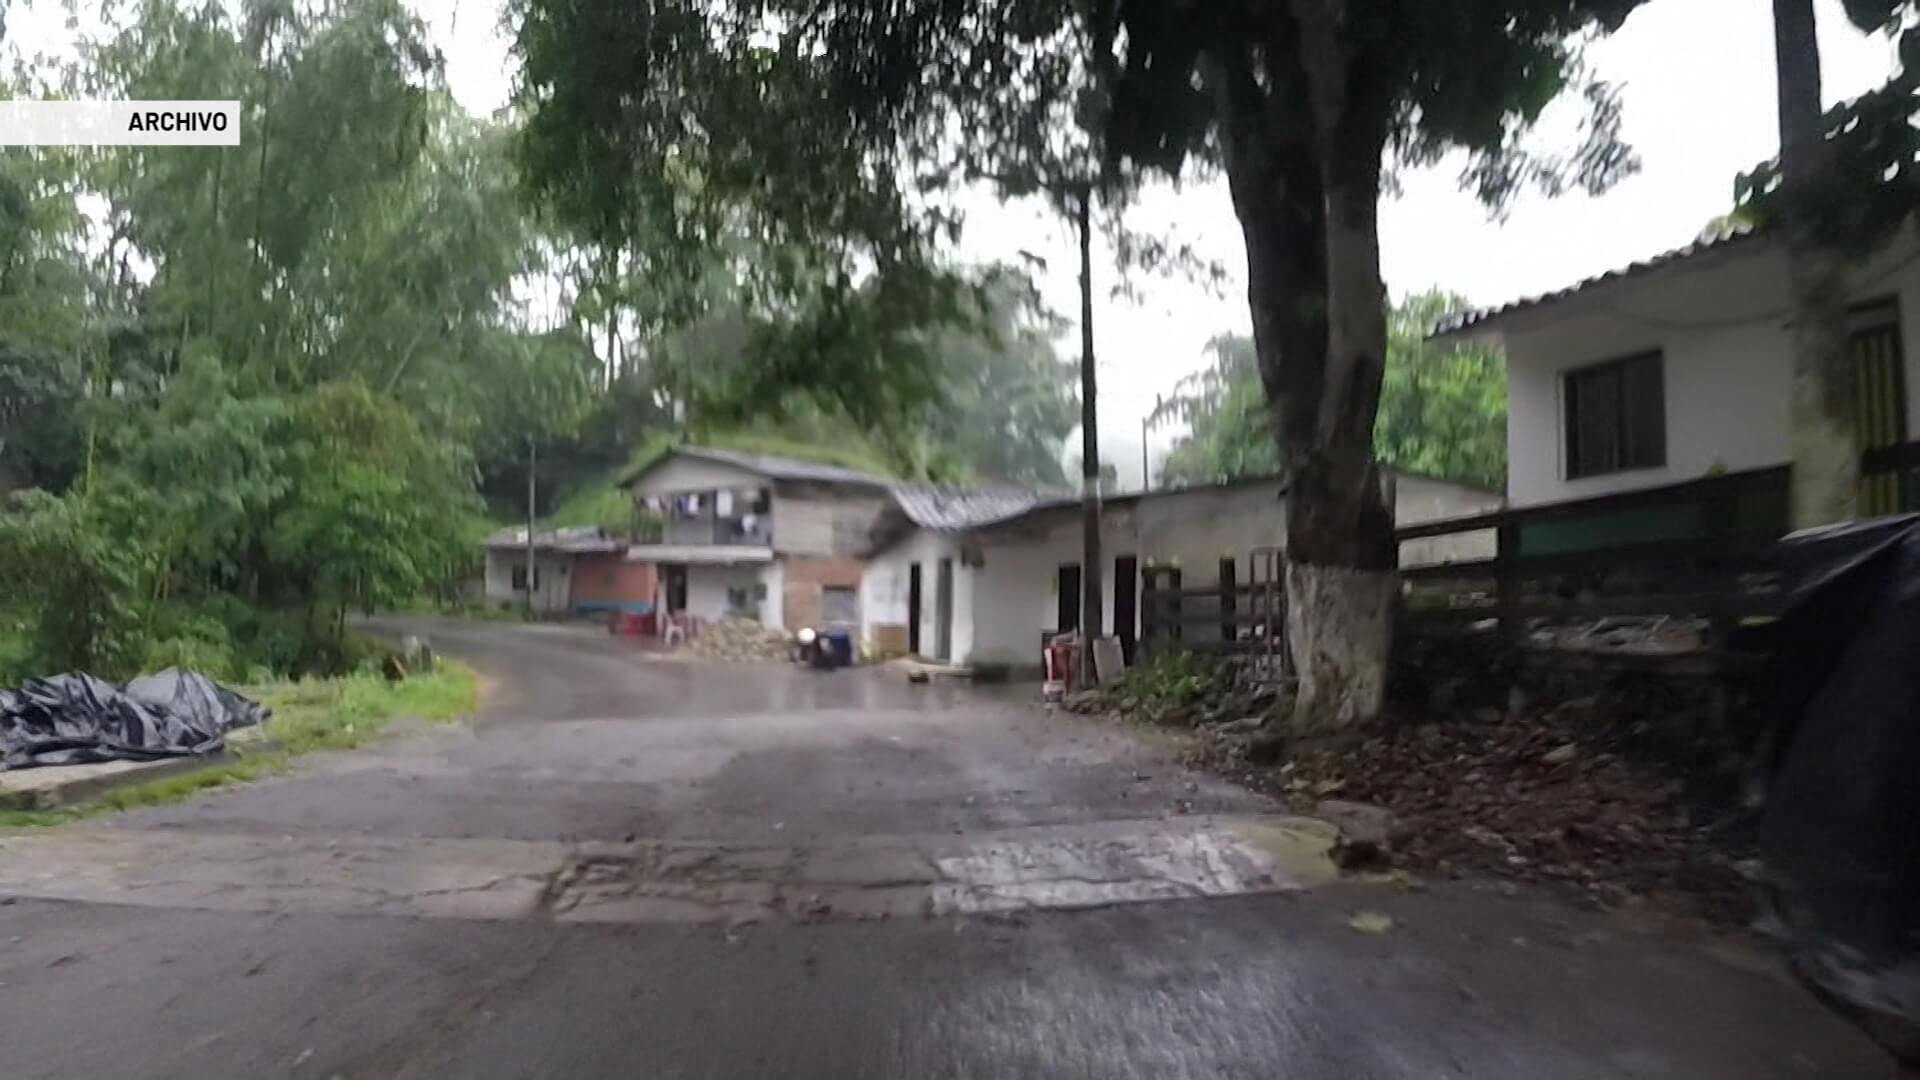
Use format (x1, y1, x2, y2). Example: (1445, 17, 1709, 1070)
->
(1110, 649, 1232, 726)
(1734, 2, 1920, 256)
(914, 268, 1076, 486)
(0, 490, 153, 678)
(1374, 294, 1508, 491)
(544, 483, 642, 532)
(269, 381, 480, 634)
(1159, 291, 1506, 491)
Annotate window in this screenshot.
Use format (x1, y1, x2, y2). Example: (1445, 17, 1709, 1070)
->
(510, 565, 539, 591)
(821, 586, 859, 627)
(1564, 351, 1665, 479)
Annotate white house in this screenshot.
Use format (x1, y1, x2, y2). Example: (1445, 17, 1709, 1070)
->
(860, 470, 1502, 669)
(1435, 223, 1920, 517)
(620, 446, 896, 632)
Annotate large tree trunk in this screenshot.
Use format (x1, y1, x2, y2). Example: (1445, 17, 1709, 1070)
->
(1212, 25, 1382, 740)
(1775, 0, 1858, 528)
(1285, 174, 1397, 731)
(1075, 185, 1104, 683)
(1211, 1, 1396, 735)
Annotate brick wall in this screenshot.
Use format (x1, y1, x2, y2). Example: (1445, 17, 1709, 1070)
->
(780, 556, 864, 630)
(569, 553, 659, 610)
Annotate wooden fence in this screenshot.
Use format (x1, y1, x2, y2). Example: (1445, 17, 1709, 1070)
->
(1396, 443, 1920, 648)
(1140, 549, 1292, 678)
(1136, 445, 1920, 671)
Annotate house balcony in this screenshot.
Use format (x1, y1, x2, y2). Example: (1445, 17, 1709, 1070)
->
(635, 487, 775, 553)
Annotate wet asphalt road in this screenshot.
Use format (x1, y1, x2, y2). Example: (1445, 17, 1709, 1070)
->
(0, 618, 1895, 1079)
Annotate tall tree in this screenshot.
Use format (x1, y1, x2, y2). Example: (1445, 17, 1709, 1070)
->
(1158, 292, 1506, 492)
(503, 0, 1639, 728)
(1773, 0, 1856, 527)
(1098, 0, 1639, 731)
(917, 269, 1076, 488)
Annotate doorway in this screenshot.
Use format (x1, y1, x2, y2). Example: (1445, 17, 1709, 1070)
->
(663, 564, 688, 614)
(907, 563, 923, 655)
(1056, 563, 1082, 634)
(1113, 554, 1138, 664)
(934, 558, 954, 661)
(1851, 302, 1910, 515)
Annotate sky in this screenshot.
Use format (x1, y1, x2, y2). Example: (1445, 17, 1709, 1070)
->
(5, 0, 1905, 486)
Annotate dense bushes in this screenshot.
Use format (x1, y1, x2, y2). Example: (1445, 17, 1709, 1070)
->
(0, 370, 482, 682)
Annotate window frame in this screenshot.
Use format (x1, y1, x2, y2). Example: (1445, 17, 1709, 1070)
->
(1562, 349, 1667, 481)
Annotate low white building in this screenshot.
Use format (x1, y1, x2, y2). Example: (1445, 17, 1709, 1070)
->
(861, 471, 1502, 669)
(1437, 223, 1920, 517)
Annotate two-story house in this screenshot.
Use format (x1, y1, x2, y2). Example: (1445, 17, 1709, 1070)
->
(619, 446, 895, 632)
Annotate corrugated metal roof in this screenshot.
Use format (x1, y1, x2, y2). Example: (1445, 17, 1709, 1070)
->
(483, 525, 623, 553)
(1432, 221, 1762, 338)
(886, 484, 1062, 531)
(623, 445, 895, 489)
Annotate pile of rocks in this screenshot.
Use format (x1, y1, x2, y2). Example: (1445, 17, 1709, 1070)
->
(685, 617, 793, 663)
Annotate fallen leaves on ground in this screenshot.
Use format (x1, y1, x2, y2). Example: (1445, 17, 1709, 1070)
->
(1144, 702, 1754, 926)
(1304, 720, 1732, 922)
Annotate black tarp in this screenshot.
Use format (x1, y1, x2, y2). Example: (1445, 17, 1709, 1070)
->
(1759, 514, 1920, 1058)
(0, 668, 268, 771)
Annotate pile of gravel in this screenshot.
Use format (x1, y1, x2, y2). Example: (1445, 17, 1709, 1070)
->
(685, 617, 792, 663)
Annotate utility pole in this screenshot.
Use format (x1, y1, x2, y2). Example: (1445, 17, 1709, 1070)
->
(1075, 184, 1103, 686)
(1140, 412, 1150, 493)
(524, 436, 537, 619)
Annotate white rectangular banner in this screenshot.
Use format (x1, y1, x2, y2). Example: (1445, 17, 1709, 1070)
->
(0, 100, 242, 146)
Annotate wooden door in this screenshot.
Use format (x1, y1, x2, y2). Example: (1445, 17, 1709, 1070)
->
(1056, 564, 1082, 634)
(1113, 555, 1138, 664)
(1852, 310, 1909, 515)
(907, 563, 923, 655)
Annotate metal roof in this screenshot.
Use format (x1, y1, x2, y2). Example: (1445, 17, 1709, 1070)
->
(886, 484, 1064, 531)
(1432, 221, 1762, 338)
(621, 445, 895, 489)
(483, 525, 623, 553)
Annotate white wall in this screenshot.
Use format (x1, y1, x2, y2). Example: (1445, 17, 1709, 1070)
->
(958, 474, 1499, 665)
(1499, 235, 1920, 507)
(684, 564, 765, 622)
(482, 549, 573, 614)
(758, 561, 785, 630)
(966, 486, 1284, 667)
(861, 530, 970, 662)
(628, 455, 765, 498)
(1395, 473, 1504, 567)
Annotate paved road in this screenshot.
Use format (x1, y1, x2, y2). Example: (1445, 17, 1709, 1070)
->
(0, 618, 1892, 1078)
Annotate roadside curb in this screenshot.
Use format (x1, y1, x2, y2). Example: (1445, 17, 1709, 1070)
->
(0, 729, 275, 811)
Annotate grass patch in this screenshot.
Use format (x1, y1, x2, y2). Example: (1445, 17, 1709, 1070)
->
(544, 483, 636, 531)
(0, 663, 477, 827)
(611, 429, 901, 488)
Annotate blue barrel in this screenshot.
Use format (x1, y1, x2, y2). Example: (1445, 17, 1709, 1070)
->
(823, 629, 854, 668)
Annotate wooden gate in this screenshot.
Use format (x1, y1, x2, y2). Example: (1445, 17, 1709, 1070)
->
(1140, 549, 1292, 682)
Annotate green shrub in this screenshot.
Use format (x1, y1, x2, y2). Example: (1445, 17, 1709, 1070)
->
(143, 606, 241, 680)
(1112, 648, 1232, 723)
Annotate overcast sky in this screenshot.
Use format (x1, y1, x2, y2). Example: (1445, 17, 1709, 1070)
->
(7, 0, 1903, 485)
